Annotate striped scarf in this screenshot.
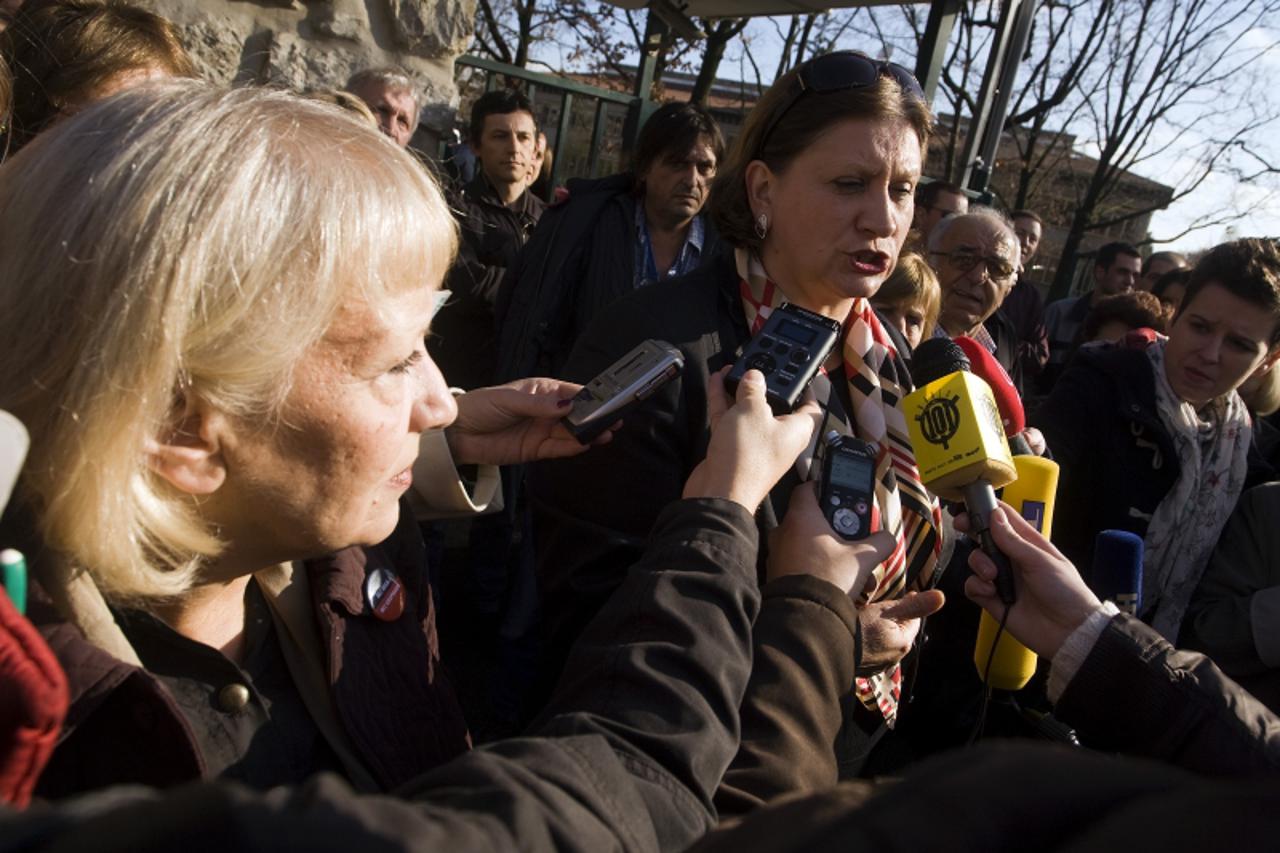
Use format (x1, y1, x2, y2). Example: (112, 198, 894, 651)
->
(737, 248, 942, 724)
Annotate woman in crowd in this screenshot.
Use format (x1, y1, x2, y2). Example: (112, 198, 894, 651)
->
(1152, 268, 1192, 317)
(529, 51, 946, 782)
(1032, 238, 1280, 641)
(1, 0, 193, 153)
(0, 76, 902, 845)
(1078, 290, 1166, 345)
(870, 251, 940, 350)
(0, 80, 552, 796)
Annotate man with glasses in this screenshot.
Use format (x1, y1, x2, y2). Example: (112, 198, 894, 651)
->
(927, 208, 1024, 387)
(1041, 241, 1142, 392)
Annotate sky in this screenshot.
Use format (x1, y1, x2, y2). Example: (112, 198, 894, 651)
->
(716, 8, 1280, 255)
(532, 3, 1280, 254)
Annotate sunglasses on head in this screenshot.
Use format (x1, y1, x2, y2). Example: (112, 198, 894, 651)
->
(757, 51, 926, 156)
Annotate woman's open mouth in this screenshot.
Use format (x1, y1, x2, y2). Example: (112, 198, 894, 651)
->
(850, 251, 889, 275)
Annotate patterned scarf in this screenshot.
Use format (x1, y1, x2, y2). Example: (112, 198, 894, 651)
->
(736, 248, 943, 723)
(1142, 339, 1251, 640)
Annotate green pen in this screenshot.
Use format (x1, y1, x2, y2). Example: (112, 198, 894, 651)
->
(1, 548, 26, 616)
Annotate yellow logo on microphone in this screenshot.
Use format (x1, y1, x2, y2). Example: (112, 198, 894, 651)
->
(916, 393, 961, 449)
(904, 372, 1014, 501)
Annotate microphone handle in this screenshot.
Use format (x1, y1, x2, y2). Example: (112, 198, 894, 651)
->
(1009, 432, 1033, 456)
(962, 480, 1017, 605)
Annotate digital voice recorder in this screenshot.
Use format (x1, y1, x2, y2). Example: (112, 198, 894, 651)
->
(725, 303, 841, 414)
(562, 339, 684, 444)
(817, 430, 878, 541)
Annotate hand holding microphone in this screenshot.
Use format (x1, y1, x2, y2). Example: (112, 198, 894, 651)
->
(959, 503, 1102, 660)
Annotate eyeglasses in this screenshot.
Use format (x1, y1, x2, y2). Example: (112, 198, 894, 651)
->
(932, 249, 1017, 283)
(757, 51, 926, 156)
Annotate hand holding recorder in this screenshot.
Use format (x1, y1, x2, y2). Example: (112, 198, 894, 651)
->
(448, 377, 615, 466)
(683, 367, 821, 513)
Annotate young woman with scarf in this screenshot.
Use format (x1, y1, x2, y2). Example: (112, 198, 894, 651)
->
(1032, 238, 1280, 642)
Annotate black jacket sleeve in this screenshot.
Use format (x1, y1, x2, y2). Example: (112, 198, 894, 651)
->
(715, 574, 860, 815)
(1055, 613, 1280, 777)
(1, 499, 760, 853)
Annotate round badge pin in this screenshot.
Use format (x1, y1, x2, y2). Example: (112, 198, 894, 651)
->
(364, 566, 405, 622)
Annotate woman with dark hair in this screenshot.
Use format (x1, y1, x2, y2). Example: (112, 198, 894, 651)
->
(530, 52, 946, 790)
(1032, 238, 1280, 641)
(1079, 290, 1166, 344)
(1152, 267, 1193, 317)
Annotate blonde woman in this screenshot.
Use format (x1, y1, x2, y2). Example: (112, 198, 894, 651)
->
(0, 80, 618, 798)
(871, 251, 941, 349)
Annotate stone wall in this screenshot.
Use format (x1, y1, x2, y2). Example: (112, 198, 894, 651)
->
(132, 0, 476, 138)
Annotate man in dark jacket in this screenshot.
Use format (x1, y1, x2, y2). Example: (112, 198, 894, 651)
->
(494, 102, 725, 383)
(430, 90, 545, 391)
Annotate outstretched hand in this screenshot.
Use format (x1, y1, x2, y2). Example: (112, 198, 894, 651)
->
(856, 591, 945, 675)
(682, 367, 821, 513)
(958, 503, 1102, 659)
(447, 378, 613, 466)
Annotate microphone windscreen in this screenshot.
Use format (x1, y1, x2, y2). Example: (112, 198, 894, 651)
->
(0, 412, 28, 517)
(953, 336, 1026, 437)
(1093, 529, 1144, 615)
(910, 337, 969, 388)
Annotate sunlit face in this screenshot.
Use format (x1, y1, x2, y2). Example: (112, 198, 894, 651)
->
(641, 136, 717, 229)
(754, 117, 921, 311)
(875, 299, 928, 350)
(210, 286, 456, 563)
(1013, 216, 1042, 266)
(475, 110, 538, 191)
(1094, 253, 1141, 297)
(350, 82, 417, 148)
(1164, 283, 1280, 408)
(932, 217, 1019, 336)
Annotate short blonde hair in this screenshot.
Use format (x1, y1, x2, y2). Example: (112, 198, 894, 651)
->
(872, 252, 941, 340)
(0, 80, 457, 600)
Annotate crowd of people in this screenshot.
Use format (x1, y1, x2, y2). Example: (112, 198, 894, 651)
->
(1, 1, 1279, 850)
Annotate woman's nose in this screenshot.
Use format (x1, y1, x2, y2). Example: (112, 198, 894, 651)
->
(412, 355, 458, 432)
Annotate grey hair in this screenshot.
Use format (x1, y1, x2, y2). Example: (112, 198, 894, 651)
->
(345, 67, 418, 115)
(927, 205, 1021, 267)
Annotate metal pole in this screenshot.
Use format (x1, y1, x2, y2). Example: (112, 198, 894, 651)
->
(971, 0, 1036, 196)
(550, 91, 574, 192)
(959, 0, 1021, 192)
(588, 99, 609, 178)
(915, 0, 963, 106)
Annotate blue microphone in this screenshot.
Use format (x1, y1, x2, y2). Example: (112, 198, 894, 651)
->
(1092, 530, 1143, 615)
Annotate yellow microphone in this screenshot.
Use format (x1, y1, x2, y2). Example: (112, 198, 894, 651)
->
(905, 338, 1017, 602)
(973, 455, 1060, 690)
